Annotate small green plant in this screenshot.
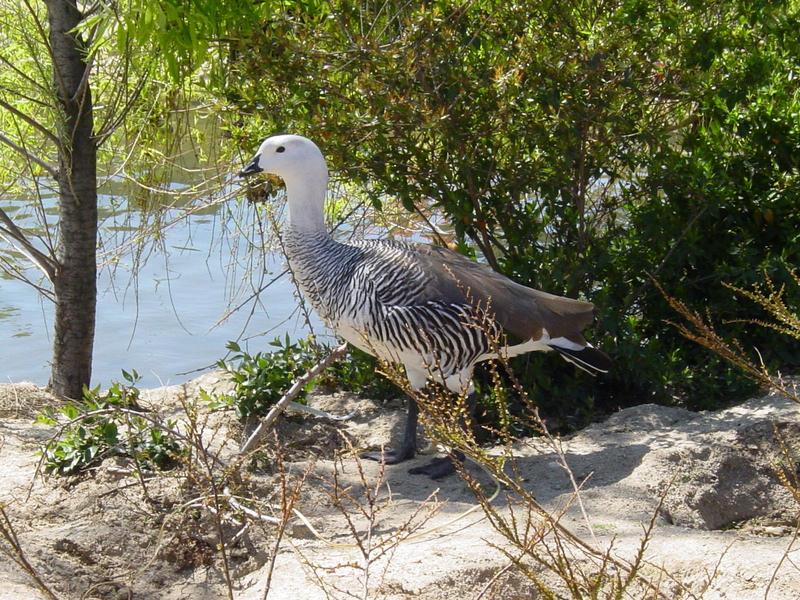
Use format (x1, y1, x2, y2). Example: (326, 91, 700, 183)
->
(217, 336, 399, 420)
(37, 370, 185, 476)
(218, 336, 321, 419)
(323, 345, 398, 400)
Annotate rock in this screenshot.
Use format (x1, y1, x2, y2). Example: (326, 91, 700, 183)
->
(660, 427, 796, 530)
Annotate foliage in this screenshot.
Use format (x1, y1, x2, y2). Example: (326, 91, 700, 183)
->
(0, 0, 188, 237)
(109, 0, 264, 84)
(599, 0, 800, 409)
(218, 336, 321, 419)
(212, 0, 800, 419)
(218, 336, 398, 419)
(37, 370, 184, 476)
(323, 345, 399, 400)
(0, 0, 225, 397)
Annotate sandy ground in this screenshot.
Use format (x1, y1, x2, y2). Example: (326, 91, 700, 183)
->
(1, 374, 799, 599)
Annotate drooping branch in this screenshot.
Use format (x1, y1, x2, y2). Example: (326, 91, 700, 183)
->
(0, 207, 58, 282)
(0, 85, 51, 109)
(0, 54, 51, 96)
(0, 97, 61, 147)
(0, 132, 59, 179)
(21, 0, 68, 101)
(0, 259, 55, 301)
(74, 59, 93, 108)
(95, 72, 149, 144)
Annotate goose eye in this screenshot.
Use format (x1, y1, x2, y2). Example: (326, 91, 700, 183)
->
(276, 146, 286, 153)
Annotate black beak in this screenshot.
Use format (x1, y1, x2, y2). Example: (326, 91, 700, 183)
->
(238, 154, 263, 177)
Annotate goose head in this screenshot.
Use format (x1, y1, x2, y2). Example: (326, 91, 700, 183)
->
(239, 134, 329, 232)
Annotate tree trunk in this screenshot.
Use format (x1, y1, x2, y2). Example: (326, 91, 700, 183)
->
(45, 0, 98, 399)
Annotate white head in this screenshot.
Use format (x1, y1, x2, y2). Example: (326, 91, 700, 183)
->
(239, 134, 329, 232)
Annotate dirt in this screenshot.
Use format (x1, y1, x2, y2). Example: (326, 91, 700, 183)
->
(1, 374, 799, 599)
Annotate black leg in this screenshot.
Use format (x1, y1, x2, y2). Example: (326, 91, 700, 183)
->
(407, 392, 477, 479)
(362, 396, 418, 464)
(402, 396, 419, 452)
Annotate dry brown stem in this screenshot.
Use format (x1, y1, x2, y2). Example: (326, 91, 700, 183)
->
(239, 343, 349, 454)
(365, 304, 677, 598)
(654, 276, 799, 405)
(294, 433, 442, 599)
(0, 504, 60, 600)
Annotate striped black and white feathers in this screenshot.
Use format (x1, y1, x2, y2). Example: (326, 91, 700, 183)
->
(241, 134, 611, 394)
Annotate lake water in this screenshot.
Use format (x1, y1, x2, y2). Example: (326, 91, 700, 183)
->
(0, 191, 329, 388)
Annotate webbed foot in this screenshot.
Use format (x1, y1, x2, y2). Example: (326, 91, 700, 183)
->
(361, 445, 415, 465)
(407, 451, 465, 479)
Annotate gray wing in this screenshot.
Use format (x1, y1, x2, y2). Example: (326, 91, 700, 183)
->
(404, 243, 596, 343)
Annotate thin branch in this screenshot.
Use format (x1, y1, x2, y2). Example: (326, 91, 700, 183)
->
(0, 506, 59, 600)
(0, 97, 61, 147)
(93, 20, 152, 144)
(0, 132, 58, 179)
(0, 207, 57, 282)
(474, 561, 515, 600)
(239, 343, 349, 453)
(0, 54, 51, 95)
(95, 72, 149, 144)
(82, 0, 105, 18)
(0, 85, 50, 109)
(69, 14, 102, 107)
(21, 0, 67, 100)
(70, 51, 94, 105)
(0, 259, 55, 301)
(7, 116, 58, 256)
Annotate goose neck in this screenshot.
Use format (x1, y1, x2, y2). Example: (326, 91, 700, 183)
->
(283, 172, 327, 233)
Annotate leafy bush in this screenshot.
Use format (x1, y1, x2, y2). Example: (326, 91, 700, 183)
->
(218, 336, 399, 420)
(37, 370, 184, 476)
(218, 336, 321, 419)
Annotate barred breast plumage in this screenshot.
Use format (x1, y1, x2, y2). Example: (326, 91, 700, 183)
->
(285, 230, 495, 388)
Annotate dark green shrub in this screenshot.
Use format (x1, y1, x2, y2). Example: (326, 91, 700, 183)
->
(323, 345, 399, 401)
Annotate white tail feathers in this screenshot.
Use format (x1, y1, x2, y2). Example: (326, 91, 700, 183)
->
(549, 344, 612, 375)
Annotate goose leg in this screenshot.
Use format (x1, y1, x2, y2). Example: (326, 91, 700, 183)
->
(407, 392, 477, 479)
(362, 397, 418, 464)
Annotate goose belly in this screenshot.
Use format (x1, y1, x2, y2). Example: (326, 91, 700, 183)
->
(337, 311, 498, 395)
(331, 315, 412, 366)
(334, 303, 493, 377)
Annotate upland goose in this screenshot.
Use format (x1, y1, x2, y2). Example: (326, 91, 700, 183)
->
(240, 134, 610, 478)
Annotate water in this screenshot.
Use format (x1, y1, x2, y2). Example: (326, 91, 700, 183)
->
(0, 191, 326, 388)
